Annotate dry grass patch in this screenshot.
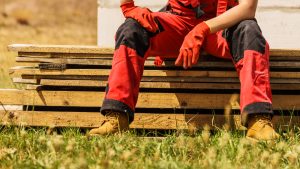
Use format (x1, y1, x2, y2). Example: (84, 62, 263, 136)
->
(0, 0, 97, 88)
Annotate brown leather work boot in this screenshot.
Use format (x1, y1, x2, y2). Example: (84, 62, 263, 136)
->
(246, 115, 280, 141)
(88, 111, 129, 136)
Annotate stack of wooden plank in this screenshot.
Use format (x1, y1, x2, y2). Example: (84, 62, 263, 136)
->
(1, 44, 300, 130)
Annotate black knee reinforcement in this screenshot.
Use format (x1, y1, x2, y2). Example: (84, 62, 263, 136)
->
(225, 19, 267, 63)
(115, 18, 151, 57)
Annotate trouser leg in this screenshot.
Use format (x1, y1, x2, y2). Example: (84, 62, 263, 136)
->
(203, 19, 273, 127)
(101, 13, 197, 123)
(226, 19, 273, 126)
(101, 18, 150, 123)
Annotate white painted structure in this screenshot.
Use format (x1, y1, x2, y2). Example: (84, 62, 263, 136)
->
(98, 0, 300, 49)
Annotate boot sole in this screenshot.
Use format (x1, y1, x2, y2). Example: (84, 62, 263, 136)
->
(246, 136, 278, 143)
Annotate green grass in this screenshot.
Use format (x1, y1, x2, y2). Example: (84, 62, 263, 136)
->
(0, 127, 299, 169)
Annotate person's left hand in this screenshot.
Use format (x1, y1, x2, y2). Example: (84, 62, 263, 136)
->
(175, 22, 210, 69)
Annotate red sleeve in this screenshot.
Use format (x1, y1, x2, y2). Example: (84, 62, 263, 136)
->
(228, 0, 239, 8)
(175, 0, 200, 8)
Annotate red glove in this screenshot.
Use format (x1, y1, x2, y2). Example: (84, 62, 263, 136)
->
(154, 56, 164, 67)
(175, 22, 210, 69)
(121, 1, 159, 33)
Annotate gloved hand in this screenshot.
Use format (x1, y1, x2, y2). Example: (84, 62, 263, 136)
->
(175, 22, 210, 69)
(121, 1, 159, 33)
(154, 56, 164, 67)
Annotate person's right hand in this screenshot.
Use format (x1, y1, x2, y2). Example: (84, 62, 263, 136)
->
(121, 1, 159, 33)
(175, 22, 210, 69)
(154, 56, 164, 67)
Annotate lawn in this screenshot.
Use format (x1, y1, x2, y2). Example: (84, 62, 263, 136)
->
(0, 127, 299, 168)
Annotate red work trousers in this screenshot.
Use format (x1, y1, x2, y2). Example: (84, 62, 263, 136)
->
(101, 11, 273, 126)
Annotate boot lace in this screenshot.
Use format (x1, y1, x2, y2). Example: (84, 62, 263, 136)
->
(255, 115, 273, 128)
(100, 111, 119, 125)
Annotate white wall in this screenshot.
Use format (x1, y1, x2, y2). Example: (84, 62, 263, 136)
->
(98, 0, 300, 49)
(256, 8, 300, 49)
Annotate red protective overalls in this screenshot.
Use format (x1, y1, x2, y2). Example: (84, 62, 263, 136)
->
(101, 0, 273, 126)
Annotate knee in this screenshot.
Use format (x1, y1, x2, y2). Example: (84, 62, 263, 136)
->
(115, 18, 150, 57)
(231, 19, 267, 62)
(237, 19, 261, 34)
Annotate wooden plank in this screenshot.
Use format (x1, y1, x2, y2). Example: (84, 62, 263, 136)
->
(270, 61, 300, 68)
(271, 72, 300, 78)
(25, 83, 300, 91)
(0, 89, 240, 109)
(40, 79, 103, 87)
(1, 89, 300, 110)
(270, 48, 300, 57)
(18, 52, 113, 59)
(39, 80, 241, 89)
(15, 57, 183, 68)
(9, 67, 238, 77)
(12, 78, 37, 84)
(11, 75, 300, 84)
(22, 75, 241, 83)
(15, 75, 300, 84)
(16, 57, 234, 68)
(16, 57, 114, 65)
(0, 111, 242, 129)
(25, 85, 42, 90)
(17, 52, 300, 61)
(0, 110, 299, 129)
(8, 44, 300, 57)
(26, 83, 241, 91)
(35, 80, 300, 91)
(15, 57, 300, 69)
(8, 44, 114, 54)
(9, 67, 300, 79)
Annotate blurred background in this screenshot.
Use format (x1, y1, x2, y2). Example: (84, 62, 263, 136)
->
(0, 0, 97, 88)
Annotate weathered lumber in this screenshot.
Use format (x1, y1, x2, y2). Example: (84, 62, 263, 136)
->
(12, 75, 300, 84)
(1, 89, 300, 110)
(269, 48, 300, 57)
(17, 52, 113, 59)
(9, 67, 238, 77)
(0, 111, 238, 129)
(8, 44, 114, 54)
(1, 110, 299, 129)
(16, 52, 300, 62)
(24, 81, 300, 91)
(13, 78, 37, 84)
(15, 57, 300, 70)
(9, 67, 300, 80)
(8, 44, 300, 57)
(27, 82, 242, 90)
(5, 44, 300, 130)
(16, 57, 114, 65)
(16, 57, 235, 68)
(0, 89, 240, 109)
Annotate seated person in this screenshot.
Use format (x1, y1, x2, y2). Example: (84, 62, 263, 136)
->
(89, 0, 279, 141)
